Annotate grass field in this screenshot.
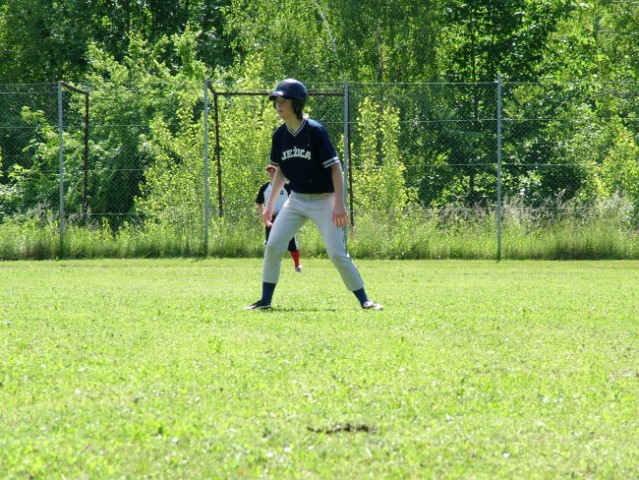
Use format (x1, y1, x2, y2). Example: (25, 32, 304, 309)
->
(1, 258, 638, 479)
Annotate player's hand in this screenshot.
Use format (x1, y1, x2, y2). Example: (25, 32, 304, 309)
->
(332, 203, 349, 227)
(262, 207, 274, 227)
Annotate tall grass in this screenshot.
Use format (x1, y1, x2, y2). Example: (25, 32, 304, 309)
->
(338, 196, 639, 260)
(500, 195, 639, 259)
(0, 214, 61, 260)
(1, 197, 638, 260)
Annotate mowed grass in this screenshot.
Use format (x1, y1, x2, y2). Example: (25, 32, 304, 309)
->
(1, 259, 638, 479)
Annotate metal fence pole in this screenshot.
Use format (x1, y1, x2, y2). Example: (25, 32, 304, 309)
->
(203, 79, 211, 255)
(57, 81, 65, 244)
(213, 89, 223, 217)
(496, 74, 503, 261)
(343, 80, 353, 226)
(60, 82, 90, 223)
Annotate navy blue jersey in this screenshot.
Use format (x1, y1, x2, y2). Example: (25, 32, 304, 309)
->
(269, 118, 339, 194)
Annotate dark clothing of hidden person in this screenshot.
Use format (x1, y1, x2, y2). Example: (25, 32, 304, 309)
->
(255, 164, 302, 273)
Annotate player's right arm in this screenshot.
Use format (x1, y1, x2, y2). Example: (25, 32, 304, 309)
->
(263, 167, 286, 227)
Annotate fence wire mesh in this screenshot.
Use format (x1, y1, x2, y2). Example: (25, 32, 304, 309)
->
(1, 80, 638, 257)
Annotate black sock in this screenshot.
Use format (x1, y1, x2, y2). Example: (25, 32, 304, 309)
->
(352, 288, 369, 305)
(262, 282, 276, 305)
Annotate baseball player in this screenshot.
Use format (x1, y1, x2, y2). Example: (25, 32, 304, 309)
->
(245, 78, 382, 310)
(255, 164, 302, 272)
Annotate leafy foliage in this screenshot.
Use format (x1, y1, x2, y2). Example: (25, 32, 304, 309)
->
(352, 97, 413, 215)
(2, 0, 639, 256)
(597, 124, 639, 220)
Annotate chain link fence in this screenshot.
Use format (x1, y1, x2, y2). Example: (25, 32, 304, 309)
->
(1, 79, 638, 258)
(1, 83, 60, 216)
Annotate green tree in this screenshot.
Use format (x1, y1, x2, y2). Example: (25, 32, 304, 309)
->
(85, 0, 234, 67)
(352, 97, 412, 215)
(6, 106, 86, 216)
(223, 0, 335, 81)
(0, 0, 234, 82)
(438, 0, 575, 82)
(223, 0, 439, 83)
(0, 0, 91, 82)
(82, 31, 207, 227)
(326, 0, 439, 81)
(597, 124, 639, 217)
(501, 1, 639, 207)
(541, 0, 639, 83)
(429, 0, 576, 206)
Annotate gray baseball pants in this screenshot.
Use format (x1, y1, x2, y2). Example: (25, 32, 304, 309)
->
(263, 192, 364, 291)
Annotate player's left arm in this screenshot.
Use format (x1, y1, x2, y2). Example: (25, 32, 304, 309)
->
(330, 162, 348, 228)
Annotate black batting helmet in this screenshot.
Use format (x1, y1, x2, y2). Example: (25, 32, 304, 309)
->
(268, 78, 308, 102)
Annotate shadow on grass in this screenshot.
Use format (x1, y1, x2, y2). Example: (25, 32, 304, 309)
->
(243, 306, 342, 313)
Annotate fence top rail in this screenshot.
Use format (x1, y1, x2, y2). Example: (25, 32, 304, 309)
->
(4, 80, 637, 95)
(206, 88, 343, 97)
(60, 81, 89, 95)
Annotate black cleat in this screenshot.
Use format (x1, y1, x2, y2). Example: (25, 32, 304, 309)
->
(244, 300, 272, 310)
